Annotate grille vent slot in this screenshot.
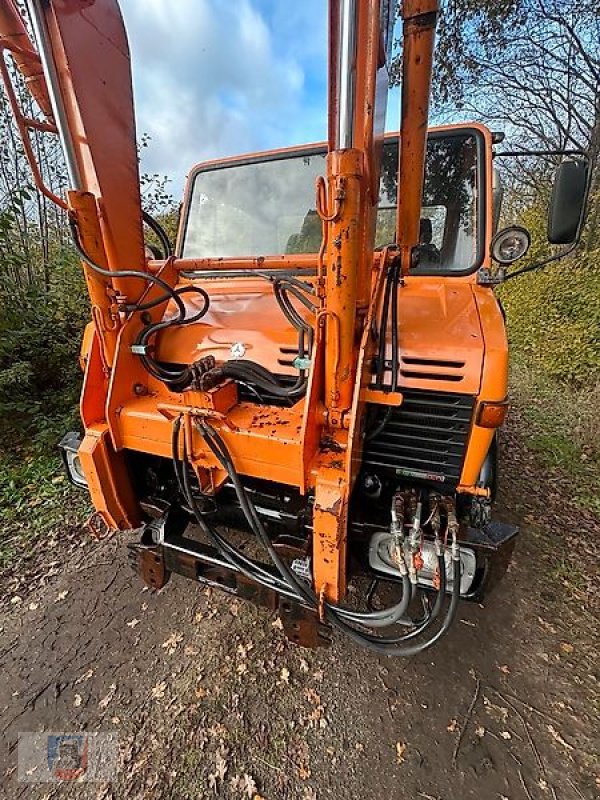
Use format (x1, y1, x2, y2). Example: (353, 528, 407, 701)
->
(374, 356, 467, 385)
(277, 346, 299, 368)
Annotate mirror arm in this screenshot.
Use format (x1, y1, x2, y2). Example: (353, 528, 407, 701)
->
(503, 242, 578, 282)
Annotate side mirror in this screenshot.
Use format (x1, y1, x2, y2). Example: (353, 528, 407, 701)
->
(548, 159, 589, 245)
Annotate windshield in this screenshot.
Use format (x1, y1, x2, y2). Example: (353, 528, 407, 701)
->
(182, 131, 482, 273)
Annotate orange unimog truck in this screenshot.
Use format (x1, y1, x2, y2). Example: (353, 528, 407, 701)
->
(0, 0, 589, 654)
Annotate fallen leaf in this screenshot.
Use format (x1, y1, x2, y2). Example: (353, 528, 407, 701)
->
(28, 602, 39, 611)
(475, 726, 485, 738)
(396, 742, 406, 764)
(151, 681, 167, 700)
(547, 724, 574, 751)
(280, 667, 290, 684)
(76, 668, 94, 684)
(447, 719, 458, 733)
(10, 596, 22, 605)
(55, 590, 69, 602)
(299, 658, 310, 673)
(241, 773, 257, 798)
(73, 694, 82, 708)
(208, 751, 228, 789)
(272, 617, 283, 630)
(98, 684, 116, 709)
(161, 632, 183, 655)
(498, 664, 510, 674)
(499, 731, 512, 740)
(126, 618, 140, 628)
(559, 642, 574, 655)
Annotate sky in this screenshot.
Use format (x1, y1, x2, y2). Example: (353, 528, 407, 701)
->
(76, 1, 588, 207)
(119, 0, 401, 199)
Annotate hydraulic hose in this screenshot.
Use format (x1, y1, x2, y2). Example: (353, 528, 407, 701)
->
(216, 360, 307, 400)
(171, 417, 299, 596)
(367, 256, 401, 440)
(142, 210, 173, 258)
(197, 419, 462, 654)
(338, 577, 412, 627)
(69, 217, 186, 319)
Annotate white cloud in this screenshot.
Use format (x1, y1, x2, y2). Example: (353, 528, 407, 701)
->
(120, 0, 326, 198)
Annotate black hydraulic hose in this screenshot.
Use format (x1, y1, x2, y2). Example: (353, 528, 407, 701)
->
(272, 281, 315, 365)
(197, 420, 460, 653)
(198, 418, 417, 627)
(390, 258, 400, 393)
(375, 264, 393, 388)
(69, 217, 186, 320)
(326, 558, 460, 656)
(219, 360, 307, 399)
(70, 215, 212, 388)
(364, 407, 392, 443)
(347, 556, 448, 643)
(142, 210, 173, 258)
(339, 576, 412, 627)
(366, 256, 401, 440)
(172, 419, 297, 595)
(135, 287, 210, 385)
(273, 275, 317, 297)
(123, 284, 202, 313)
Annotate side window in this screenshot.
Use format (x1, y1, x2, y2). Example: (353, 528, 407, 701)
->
(376, 133, 479, 272)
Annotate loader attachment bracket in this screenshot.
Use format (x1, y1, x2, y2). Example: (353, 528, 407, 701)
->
(128, 528, 331, 648)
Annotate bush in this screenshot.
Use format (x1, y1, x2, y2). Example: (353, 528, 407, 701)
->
(0, 250, 88, 450)
(499, 251, 600, 385)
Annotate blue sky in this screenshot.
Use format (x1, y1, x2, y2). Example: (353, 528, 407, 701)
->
(120, 0, 327, 195)
(119, 0, 401, 197)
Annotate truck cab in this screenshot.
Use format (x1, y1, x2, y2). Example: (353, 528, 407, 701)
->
(174, 123, 507, 524)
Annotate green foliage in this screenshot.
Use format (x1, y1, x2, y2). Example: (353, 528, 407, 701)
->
(0, 249, 88, 450)
(0, 447, 89, 570)
(510, 363, 600, 512)
(500, 238, 600, 385)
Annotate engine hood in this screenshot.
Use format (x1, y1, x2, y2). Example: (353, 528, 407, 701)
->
(156, 277, 484, 396)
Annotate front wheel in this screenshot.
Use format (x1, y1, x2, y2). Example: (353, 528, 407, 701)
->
(468, 434, 498, 528)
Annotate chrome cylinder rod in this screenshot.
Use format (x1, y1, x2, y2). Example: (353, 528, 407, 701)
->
(336, 0, 358, 150)
(26, 0, 82, 189)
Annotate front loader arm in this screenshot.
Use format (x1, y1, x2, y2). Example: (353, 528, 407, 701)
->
(0, 0, 146, 281)
(0, 0, 152, 527)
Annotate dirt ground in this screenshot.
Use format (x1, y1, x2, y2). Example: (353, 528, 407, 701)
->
(1, 413, 598, 800)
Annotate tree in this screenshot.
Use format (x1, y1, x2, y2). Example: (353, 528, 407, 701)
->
(395, 0, 600, 248)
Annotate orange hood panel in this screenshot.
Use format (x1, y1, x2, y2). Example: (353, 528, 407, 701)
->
(395, 279, 483, 394)
(156, 278, 484, 395)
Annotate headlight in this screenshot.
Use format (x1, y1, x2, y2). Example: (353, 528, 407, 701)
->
(58, 432, 88, 489)
(490, 225, 531, 264)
